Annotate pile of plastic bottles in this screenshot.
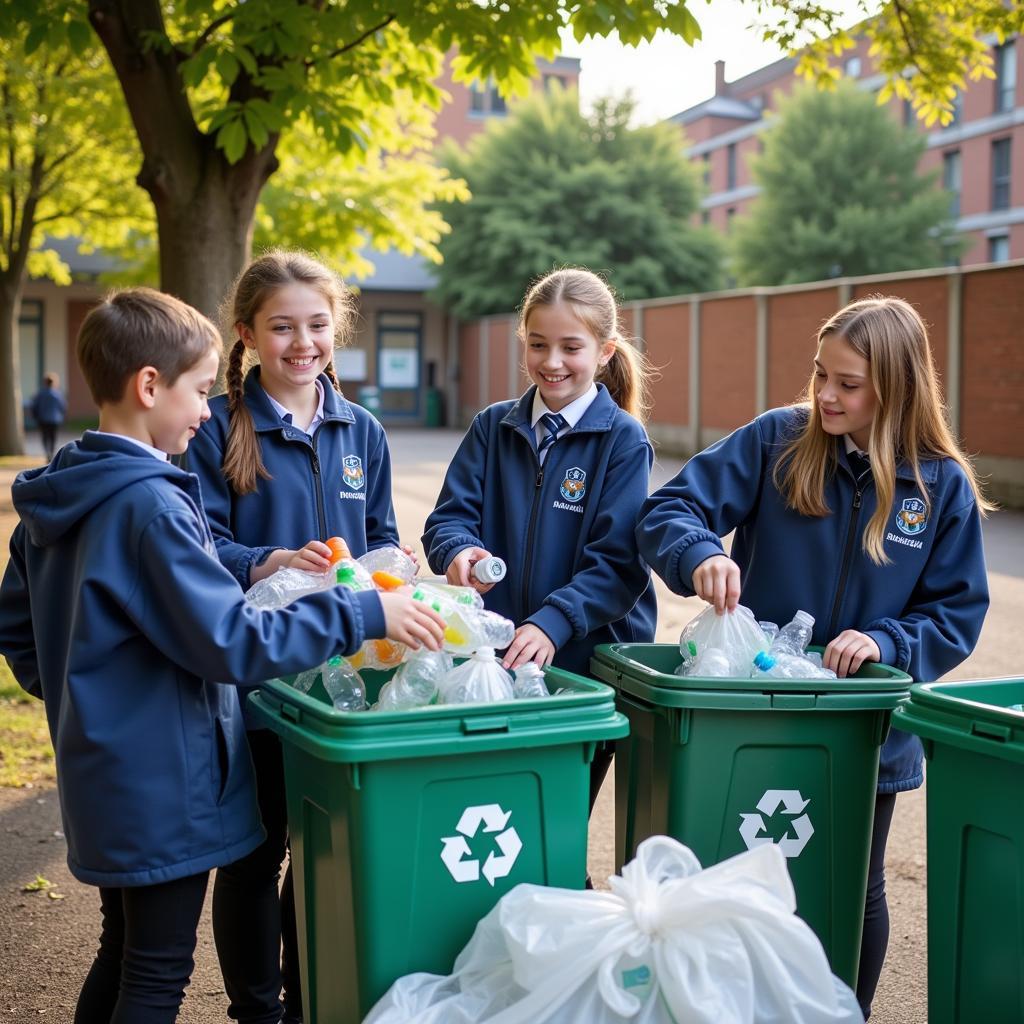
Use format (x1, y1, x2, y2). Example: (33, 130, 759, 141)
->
(246, 540, 559, 711)
(677, 605, 838, 681)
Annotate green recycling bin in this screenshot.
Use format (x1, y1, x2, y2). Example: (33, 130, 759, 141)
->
(590, 642, 910, 988)
(249, 666, 627, 1023)
(893, 677, 1024, 1024)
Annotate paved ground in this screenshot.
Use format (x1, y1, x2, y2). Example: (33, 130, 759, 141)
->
(2, 427, 1022, 1022)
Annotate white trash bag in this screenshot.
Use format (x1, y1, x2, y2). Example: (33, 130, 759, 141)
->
(677, 603, 769, 677)
(365, 836, 863, 1024)
(437, 647, 514, 705)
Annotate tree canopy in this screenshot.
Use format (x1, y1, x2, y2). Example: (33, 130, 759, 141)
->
(434, 89, 722, 317)
(731, 80, 959, 286)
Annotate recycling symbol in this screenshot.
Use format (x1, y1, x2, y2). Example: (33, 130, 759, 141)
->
(738, 789, 814, 858)
(440, 803, 522, 886)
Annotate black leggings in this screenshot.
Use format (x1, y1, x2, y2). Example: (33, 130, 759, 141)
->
(74, 871, 209, 1024)
(857, 791, 898, 1020)
(40, 423, 58, 460)
(213, 728, 301, 1023)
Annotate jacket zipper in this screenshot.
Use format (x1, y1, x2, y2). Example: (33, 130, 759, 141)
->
(310, 446, 327, 540)
(827, 469, 871, 639)
(519, 455, 546, 622)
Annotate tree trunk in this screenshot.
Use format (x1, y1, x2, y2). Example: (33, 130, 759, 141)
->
(0, 279, 26, 456)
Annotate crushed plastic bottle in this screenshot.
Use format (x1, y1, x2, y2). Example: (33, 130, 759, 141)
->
(770, 610, 815, 657)
(244, 567, 330, 609)
(326, 537, 375, 592)
(686, 648, 735, 678)
(512, 661, 549, 699)
(290, 667, 321, 694)
(418, 579, 485, 609)
(411, 582, 514, 655)
(758, 621, 780, 644)
(373, 649, 453, 711)
(321, 655, 367, 711)
(752, 650, 837, 680)
(357, 547, 418, 590)
(437, 647, 514, 705)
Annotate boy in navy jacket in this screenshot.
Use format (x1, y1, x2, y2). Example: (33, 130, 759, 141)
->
(0, 287, 442, 1023)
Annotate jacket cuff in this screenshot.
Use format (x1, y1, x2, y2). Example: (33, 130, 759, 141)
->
(352, 590, 386, 649)
(865, 628, 900, 671)
(676, 539, 726, 595)
(440, 542, 478, 574)
(240, 546, 283, 589)
(525, 604, 575, 651)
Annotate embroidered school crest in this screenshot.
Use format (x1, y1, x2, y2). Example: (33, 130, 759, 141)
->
(895, 497, 928, 536)
(560, 467, 587, 503)
(342, 454, 365, 491)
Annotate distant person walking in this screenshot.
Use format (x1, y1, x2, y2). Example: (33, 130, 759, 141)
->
(31, 372, 67, 461)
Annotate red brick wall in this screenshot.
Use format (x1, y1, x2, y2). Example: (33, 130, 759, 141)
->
(66, 299, 97, 420)
(487, 317, 513, 404)
(700, 296, 757, 430)
(960, 268, 1024, 457)
(645, 302, 690, 427)
(766, 287, 839, 407)
(458, 322, 480, 418)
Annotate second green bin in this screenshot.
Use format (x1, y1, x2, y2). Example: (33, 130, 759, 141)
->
(249, 666, 627, 1024)
(591, 642, 910, 988)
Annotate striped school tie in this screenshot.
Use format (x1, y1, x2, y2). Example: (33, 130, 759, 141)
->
(537, 412, 567, 456)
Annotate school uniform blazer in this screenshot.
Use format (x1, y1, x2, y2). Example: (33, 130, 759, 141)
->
(0, 434, 384, 886)
(31, 386, 66, 425)
(636, 406, 989, 792)
(185, 367, 400, 588)
(423, 384, 657, 677)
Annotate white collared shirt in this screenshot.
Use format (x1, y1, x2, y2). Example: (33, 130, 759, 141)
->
(843, 434, 869, 459)
(265, 378, 326, 435)
(87, 429, 169, 461)
(530, 383, 598, 464)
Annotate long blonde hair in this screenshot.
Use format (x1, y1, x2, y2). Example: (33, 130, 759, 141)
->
(518, 268, 655, 421)
(221, 250, 354, 494)
(774, 295, 992, 564)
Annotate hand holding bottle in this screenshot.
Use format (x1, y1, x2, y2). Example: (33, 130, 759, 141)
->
(447, 546, 497, 594)
(379, 591, 446, 650)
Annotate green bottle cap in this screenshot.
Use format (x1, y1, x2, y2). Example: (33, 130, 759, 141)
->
(687, 641, 697, 657)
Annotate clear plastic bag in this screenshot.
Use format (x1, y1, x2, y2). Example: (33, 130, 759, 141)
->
(373, 649, 454, 711)
(437, 647, 514, 705)
(677, 603, 769, 678)
(365, 836, 863, 1024)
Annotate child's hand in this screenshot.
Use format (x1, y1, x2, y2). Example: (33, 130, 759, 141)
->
(502, 624, 555, 670)
(379, 591, 446, 650)
(285, 540, 334, 574)
(692, 555, 741, 614)
(824, 630, 881, 678)
(447, 547, 495, 594)
(400, 544, 421, 571)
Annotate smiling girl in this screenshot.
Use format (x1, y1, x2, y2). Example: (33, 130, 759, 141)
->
(422, 268, 658, 833)
(185, 249, 409, 1023)
(636, 295, 991, 1019)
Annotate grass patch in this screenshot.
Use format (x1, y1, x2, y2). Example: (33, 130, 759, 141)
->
(0, 661, 54, 788)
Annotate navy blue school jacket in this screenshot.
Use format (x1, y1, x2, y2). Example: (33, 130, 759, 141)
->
(31, 385, 66, 425)
(185, 367, 400, 588)
(422, 384, 657, 677)
(0, 433, 384, 887)
(636, 406, 989, 793)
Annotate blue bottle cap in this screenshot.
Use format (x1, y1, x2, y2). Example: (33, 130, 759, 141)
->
(753, 651, 775, 671)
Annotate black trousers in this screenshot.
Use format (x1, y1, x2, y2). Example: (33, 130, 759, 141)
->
(213, 728, 301, 1023)
(75, 871, 209, 1024)
(40, 422, 58, 460)
(857, 791, 898, 1020)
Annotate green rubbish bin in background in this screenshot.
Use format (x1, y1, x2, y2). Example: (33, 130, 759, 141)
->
(893, 678, 1024, 1024)
(356, 384, 381, 419)
(591, 642, 910, 988)
(249, 666, 627, 1024)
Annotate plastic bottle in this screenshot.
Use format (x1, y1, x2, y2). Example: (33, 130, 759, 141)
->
(357, 547, 418, 590)
(326, 537, 375, 591)
(770, 610, 815, 657)
(321, 656, 367, 711)
(244, 567, 329, 609)
(374, 649, 453, 711)
(411, 583, 515, 655)
(758, 621, 780, 644)
(752, 650, 837, 680)
(512, 661, 549, 699)
(472, 556, 506, 584)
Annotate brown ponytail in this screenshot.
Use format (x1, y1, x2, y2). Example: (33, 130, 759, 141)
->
(221, 339, 271, 495)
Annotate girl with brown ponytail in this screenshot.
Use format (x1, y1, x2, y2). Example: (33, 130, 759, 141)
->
(185, 249, 411, 1023)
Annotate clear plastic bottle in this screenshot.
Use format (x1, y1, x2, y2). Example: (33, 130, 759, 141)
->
(472, 556, 507, 584)
(411, 583, 515, 655)
(770, 610, 815, 657)
(758, 621, 780, 644)
(752, 649, 837, 680)
(321, 656, 367, 711)
(357, 547, 418, 590)
(512, 661, 549, 699)
(374, 649, 452, 711)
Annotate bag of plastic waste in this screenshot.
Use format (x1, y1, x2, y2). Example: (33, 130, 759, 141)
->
(364, 835, 863, 1024)
(437, 647, 514, 705)
(676, 603, 769, 678)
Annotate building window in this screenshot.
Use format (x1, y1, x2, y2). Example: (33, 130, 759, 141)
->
(992, 137, 1012, 210)
(702, 152, 711, 188)
(943, 150, 962, 218)
(995, 41, 1017, 113)
(543, 73, 566, 92)
(469, 80, 507, 116)
(988, 234, 1010, 263)
(845, 56, 862, 78)
(726, 143, 737, 191)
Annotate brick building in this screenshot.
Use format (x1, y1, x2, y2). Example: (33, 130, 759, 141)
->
(672, 34, 1022, 265)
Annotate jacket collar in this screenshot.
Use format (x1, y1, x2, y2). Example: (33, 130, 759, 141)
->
(500, 383, 619, 437)
(832, 436, 940, 486)
(243, 366, 356, 433)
